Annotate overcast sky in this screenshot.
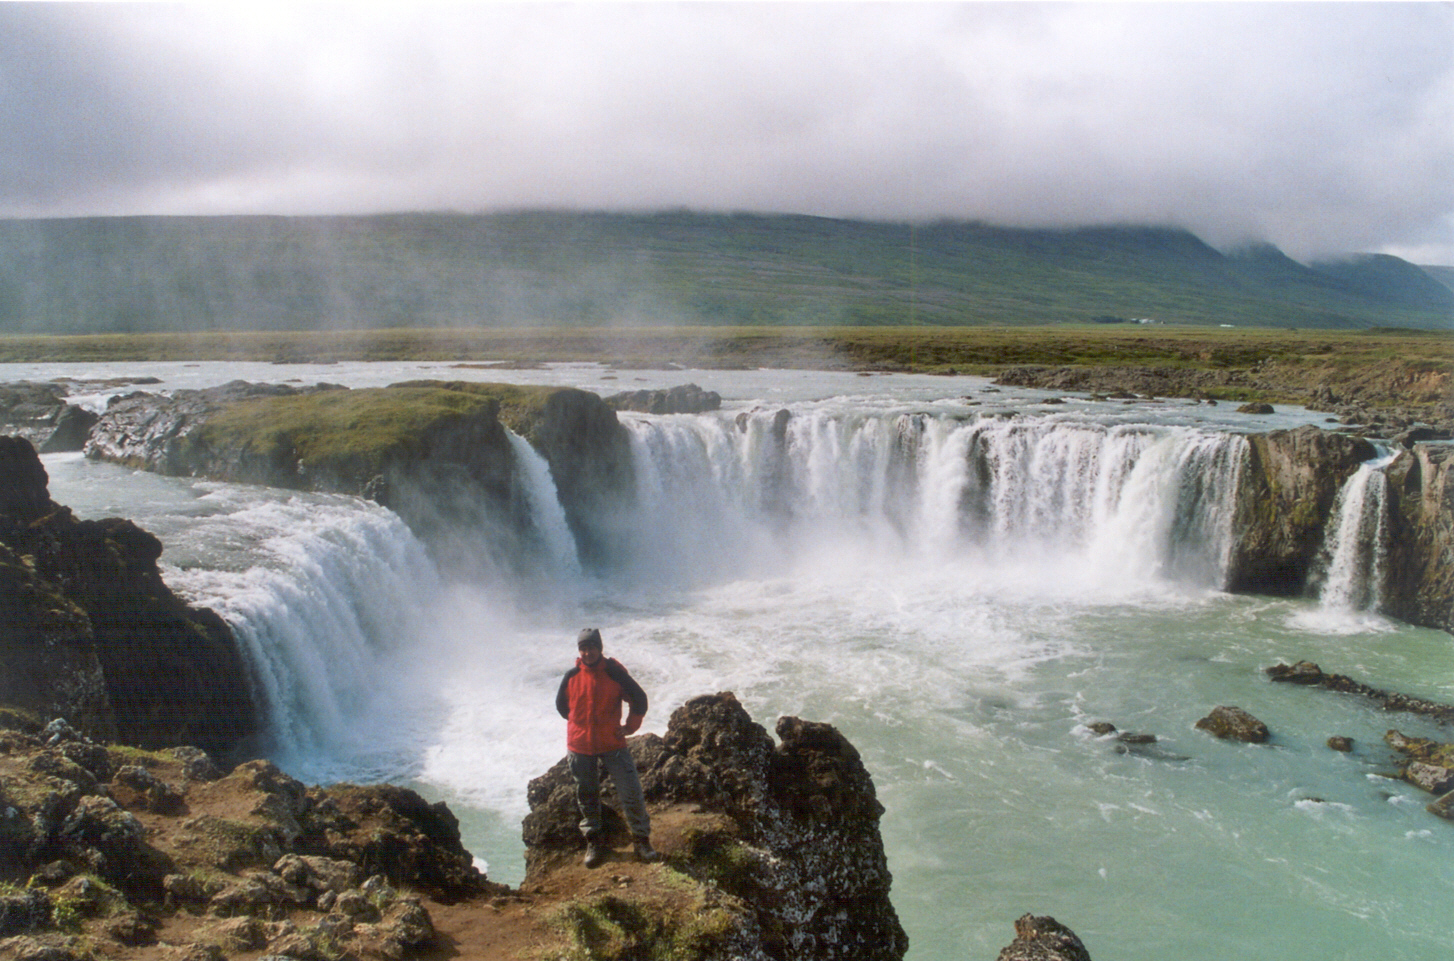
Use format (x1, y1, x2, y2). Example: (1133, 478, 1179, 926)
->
(2, 2, 1451, 262)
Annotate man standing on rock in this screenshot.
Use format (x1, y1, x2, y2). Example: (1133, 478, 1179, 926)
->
(556, 628, 659, 867)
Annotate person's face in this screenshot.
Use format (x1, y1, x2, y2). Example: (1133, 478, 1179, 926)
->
(579, 643, 603, 666)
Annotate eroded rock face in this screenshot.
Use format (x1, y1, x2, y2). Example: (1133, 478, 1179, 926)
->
(524, 692, 908, 961)
(532, 387, 636, 572)
(0, 436, 255, 755)
(1227, 426, 1377, 596)
(1380, 444, 1454, 634)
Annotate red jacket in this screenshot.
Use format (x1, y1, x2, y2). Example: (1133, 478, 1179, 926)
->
(556, 656, 648, 756)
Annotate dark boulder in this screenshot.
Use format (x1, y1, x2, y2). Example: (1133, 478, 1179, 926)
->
(1267, 661, 1454, 722)
(37, 406, 99, 454)
(996, 913, 1093, 961)
(1194, 706, 1270, 743)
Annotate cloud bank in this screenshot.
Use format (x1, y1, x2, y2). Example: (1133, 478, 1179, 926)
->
(2, 3, 1451, 262)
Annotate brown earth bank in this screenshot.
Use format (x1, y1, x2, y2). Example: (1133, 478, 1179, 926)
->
(0, 692, 934, 961)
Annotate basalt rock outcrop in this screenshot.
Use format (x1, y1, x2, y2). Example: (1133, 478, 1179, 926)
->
(1227, 428, 1453, 634)
(0, 379, 161, 453)
(606, 382, 722, 415)
(1226, 426, 1377, 597)
(0, 718, 498, 961)
(0, 437, 255, 756)
(1380, 443, 1454, 634)
(524, 692, 909, 960)
(530, 386, 636, 572)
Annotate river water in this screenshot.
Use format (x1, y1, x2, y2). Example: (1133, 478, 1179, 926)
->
(17, 360, 1452, 960)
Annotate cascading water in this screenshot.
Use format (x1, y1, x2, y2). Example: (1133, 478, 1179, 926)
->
(164, 497, 452, 781)
(1314, 451, 1398, 613)
(614, 410, 1249, 593)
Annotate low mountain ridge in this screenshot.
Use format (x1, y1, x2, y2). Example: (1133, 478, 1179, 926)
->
(0, 212, 1448, 333)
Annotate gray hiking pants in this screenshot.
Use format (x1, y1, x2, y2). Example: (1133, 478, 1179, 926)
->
(569, 747, 651, 840)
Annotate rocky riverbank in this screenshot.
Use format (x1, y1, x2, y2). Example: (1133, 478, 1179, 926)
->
(0, 691, 916, 961)
(993, 358, 1453, 436)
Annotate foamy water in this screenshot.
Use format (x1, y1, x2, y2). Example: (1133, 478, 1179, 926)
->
(30, 361, 1453, 961)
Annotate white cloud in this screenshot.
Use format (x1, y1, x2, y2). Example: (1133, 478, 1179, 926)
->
(1, 2, 1450, 261)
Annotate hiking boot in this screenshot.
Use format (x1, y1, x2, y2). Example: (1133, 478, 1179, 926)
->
(632, 836, 659, 863)
(581, 837, 604, 872)
(583, 840, 606, 868)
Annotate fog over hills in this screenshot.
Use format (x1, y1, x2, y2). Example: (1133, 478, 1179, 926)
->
(1, 212, 1449, 334)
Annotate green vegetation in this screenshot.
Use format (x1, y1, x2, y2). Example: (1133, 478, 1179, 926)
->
(1, 212, 1449, 333)
(546, 877, 744, 961)
(0, 324, 1448, 376)
(188, 382, 561, 474)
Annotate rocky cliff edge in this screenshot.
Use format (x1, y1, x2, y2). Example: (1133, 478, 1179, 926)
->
(0, 691, 911, 961)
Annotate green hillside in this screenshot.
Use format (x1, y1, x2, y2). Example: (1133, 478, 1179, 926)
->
(0, 211, 1448, 332)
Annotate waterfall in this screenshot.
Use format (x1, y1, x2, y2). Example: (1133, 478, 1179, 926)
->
(174, 501, 447, 773)
(614, 411, 1249, 591)
(507, 430, 581, 578)
(1314, 453, 1397, 612)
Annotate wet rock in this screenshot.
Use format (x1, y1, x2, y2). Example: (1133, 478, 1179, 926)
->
(605, 383, 722, 414)
(1327, 736, 1354, 752)
(1385, 730, 1454, 803)
(1268, 662, 1454, 723)
(996, 913, 1093, 961)
(1227, 428, 1377, 597)
(1237, 402, 1275, 414)
(37, 406, 98, 454)
(1194, 706, 1270, 743)
(1380, 444, 1454, 634)
(1405, 761, 1454, 795)
(1429, 792, 1454, 821)
(0, 383, 71, 449)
